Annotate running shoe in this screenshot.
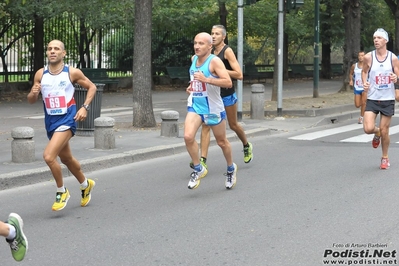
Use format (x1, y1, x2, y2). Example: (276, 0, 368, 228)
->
(243, 142, 253, 163)
(6, 213, 28, 262)
(188, 166, 208, 189)
(189, 157, 208, 170)
(380, 157, 390, 170)
(225, 163, 238, 189)
(372, 135, 381, 149)
(81, 179, 96, 207)
(52, 188, 70, 211)
(358, 116, 363, 124)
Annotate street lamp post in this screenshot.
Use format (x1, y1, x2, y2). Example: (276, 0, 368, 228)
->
(237, 0, 244, 121)
(313, 0, 320, 98)
(277, 0, 284, 116)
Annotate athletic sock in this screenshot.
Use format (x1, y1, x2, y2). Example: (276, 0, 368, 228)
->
(57, 186, 66, 193)
(80, 178, 88, 190)
(6, 223, 16, 240)
(194, 164, 202, 172)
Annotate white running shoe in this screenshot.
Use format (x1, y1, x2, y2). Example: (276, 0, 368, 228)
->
(188, 166, 208, 189)
(225, 163, 237, 189)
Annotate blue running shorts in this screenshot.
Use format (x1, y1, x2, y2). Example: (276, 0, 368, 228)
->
(222, 93, 238, 107)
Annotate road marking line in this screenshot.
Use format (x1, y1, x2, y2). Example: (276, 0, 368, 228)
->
(340, 125, 399, 143)
(289, 124, 363, 140)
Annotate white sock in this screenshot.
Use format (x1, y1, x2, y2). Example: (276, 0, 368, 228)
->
(56, 186, 66, 193)
(80, 178, 88, 190)
(6, 223, 16, 240)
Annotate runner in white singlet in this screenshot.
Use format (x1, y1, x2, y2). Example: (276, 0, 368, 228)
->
(361, 28, 399, 170)
(27, 40, 97, 211)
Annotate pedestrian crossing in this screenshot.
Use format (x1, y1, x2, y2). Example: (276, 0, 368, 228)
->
(22, 107, 171, 120)
(288, 122, 399, 144)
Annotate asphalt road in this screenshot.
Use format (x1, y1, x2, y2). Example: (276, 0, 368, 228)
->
(2, 116, 399, 266)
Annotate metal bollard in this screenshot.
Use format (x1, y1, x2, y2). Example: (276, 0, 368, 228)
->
(250, 83, 265, 119)
(94, 117, 115, 149)
(161, 110, 179, 137)
(11, 127, 35, 163)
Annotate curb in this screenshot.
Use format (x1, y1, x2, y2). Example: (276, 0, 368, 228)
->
(262, 104, 357, 117)
(0, 127, 272, 190)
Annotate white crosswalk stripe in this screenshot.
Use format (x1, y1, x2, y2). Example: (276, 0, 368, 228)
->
(22, 107, 169, 120)
(289, 123, 399, 144)
(289, 124, 363, 140)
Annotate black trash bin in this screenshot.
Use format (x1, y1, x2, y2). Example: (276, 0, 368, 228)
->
(74, 83, 104, 136)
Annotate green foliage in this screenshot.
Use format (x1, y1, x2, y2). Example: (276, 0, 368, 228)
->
(3, 0, 399, 77)
(361, 1, 394, 52)
(153, 0, 218, 31)
(228, 36, 258, 65)
(103, 26, 134, 69)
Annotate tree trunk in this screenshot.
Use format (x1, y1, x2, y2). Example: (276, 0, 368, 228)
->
(133, 0, 156, 127)
(321, 1, 332, 79)
(321, 43, 331, 79)
(32, 14, 44, 81)
(341, 0, 361, 92)
(218, 0, 228, 44)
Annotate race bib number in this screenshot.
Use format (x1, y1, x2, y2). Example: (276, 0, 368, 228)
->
(354, 78, 363, 90)
(44, 95, 67, 115)
(190, 80, 207, 97)
(375, 73, 391, 89)
(203, 113, 222, 126)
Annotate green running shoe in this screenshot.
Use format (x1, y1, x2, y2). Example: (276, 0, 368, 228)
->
(6, 213, 28, 261)
(243, 142, 253, 163)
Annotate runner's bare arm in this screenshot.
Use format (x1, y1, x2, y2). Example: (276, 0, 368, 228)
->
(27, 69, 44, 104)
(209, 57, 232, 88)
(70, 67, 97, 106)
(348, 64, 355, 86)
(69, 67, 97, 121)
(391, 56, 399, 82)
(361, 53, 371, 93)
(225, 47, 243, 80)
(192, 57, 232, 88)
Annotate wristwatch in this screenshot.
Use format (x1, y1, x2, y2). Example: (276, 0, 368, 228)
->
(82, 104, 90, 111)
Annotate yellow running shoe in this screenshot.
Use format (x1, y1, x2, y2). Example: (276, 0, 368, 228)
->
(81, 179, 95, 207)
(52, 188, 70, 211)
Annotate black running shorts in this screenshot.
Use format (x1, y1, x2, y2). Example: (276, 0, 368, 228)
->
(365, 99, 395, 116)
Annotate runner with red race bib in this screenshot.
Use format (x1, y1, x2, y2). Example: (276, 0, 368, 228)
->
(361, 28, 399, 169)
(27, 39, 97, 211)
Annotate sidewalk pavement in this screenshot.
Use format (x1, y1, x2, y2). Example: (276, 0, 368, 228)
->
(0, 79, 360, 190)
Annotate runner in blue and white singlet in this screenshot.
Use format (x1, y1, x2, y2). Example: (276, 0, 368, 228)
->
(184, 32, 237, 190)
(187, 54, 226, 125)
(41, 64, 77, 139)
